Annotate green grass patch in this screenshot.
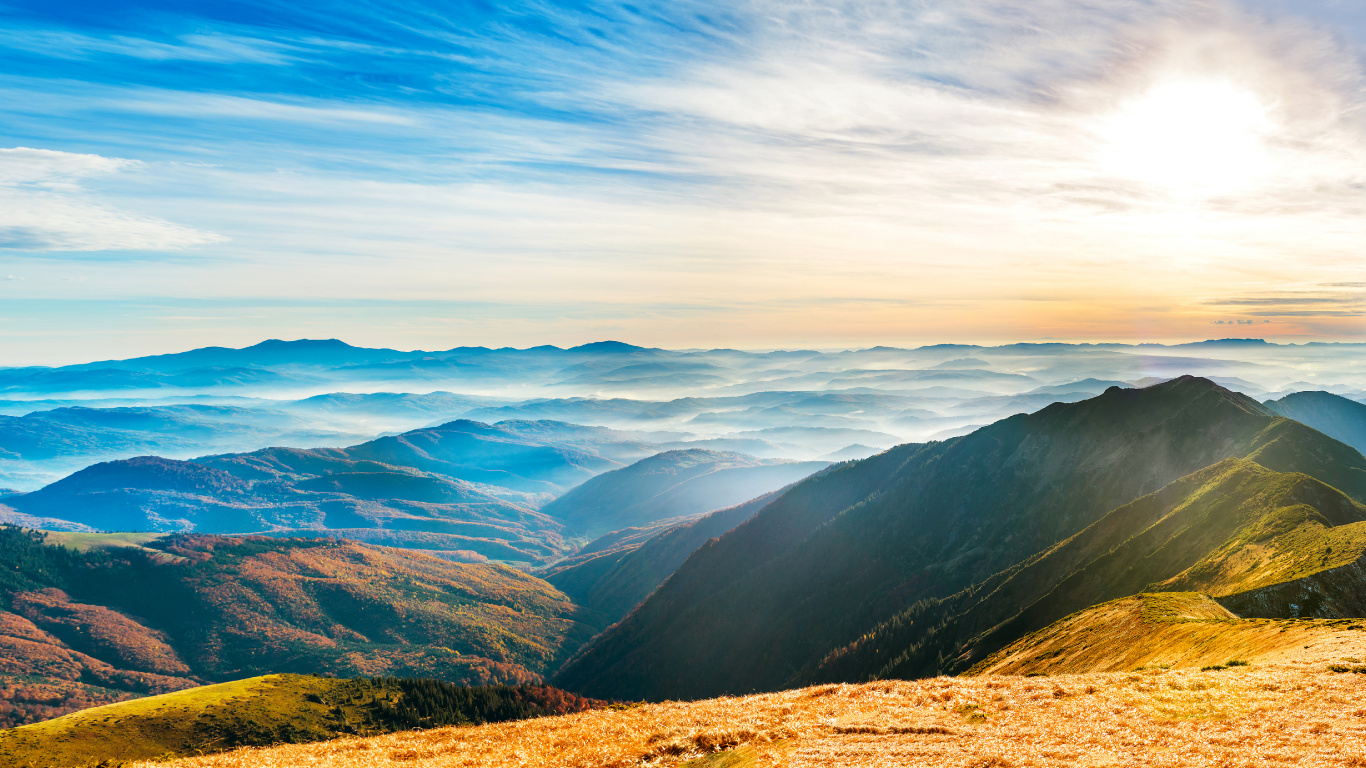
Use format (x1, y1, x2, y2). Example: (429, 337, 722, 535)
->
(0, 674, 602, 768)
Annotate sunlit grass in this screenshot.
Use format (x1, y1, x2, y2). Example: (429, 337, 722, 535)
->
(138, 641, 1366, 767)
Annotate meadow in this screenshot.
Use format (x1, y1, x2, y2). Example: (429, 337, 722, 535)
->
(141, 635, 1366, 768)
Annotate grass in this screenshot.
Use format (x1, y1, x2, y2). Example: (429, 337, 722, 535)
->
(0, 676, 293, 768)
(970, 593, 1358, 677)
(42, 531, 168, 552)
(130, 637, 1366, 768)
(0, 674, 601, 767)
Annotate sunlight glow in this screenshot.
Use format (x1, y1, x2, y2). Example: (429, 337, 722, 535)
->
(1098, 79, 1276, 197)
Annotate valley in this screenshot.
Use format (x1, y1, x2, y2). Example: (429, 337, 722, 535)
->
(7, 341, 1366, 765)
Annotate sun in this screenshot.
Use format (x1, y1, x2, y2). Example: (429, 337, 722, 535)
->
(1096, 78, 1275, 197)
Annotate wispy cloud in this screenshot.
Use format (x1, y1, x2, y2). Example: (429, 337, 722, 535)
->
(0, 0, 1363, 354)
(0, 148, 222, 251)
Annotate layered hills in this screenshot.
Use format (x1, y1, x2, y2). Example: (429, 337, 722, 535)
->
(554, 377, 1366, 700)
(1, 419, 660, 564)
(0, 528, 599, 726)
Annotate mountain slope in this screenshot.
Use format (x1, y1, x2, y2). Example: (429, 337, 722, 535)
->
(4, 418, 655, 564)
(0, 528, 600, 724)
(809, 457, 1366, 683)
(208, 419, 618, 494)
(553, 377, 1366, 700)
(538, 449, 826, 538)
(545, 491, 782, 624)
(1264, 390, 1366, 455)
(0, 674, 601, 768)
(969, 593, 1365, 676)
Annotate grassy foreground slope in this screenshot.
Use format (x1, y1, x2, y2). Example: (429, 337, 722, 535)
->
(0, 674, 602, 768)
(970, 592, 1366, 675)
(140, 636, 1366, 768)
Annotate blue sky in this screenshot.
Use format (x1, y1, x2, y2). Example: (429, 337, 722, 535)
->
(1, 1, 1365, 363)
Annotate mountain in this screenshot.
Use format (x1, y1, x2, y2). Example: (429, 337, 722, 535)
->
(1264, 390, 1366, 455)
(318, 419, 618, 493)
(4, 418, 654, 563)
(536, 449, 827, 539)
(66, 339, 417, 374)
(0, 528, 600, 725)
(806, 457, 1366, 683)
(0, 674, 602, 767)
(553, 377, 1366, 700)
(3, 454, 565, 562)
(544, 491, 782, 625)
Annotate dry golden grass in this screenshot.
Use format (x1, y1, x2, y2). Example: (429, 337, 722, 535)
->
(143, 634, 1366, 768)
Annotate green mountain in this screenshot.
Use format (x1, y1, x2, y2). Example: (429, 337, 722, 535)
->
(1264, 390, 1366, 455)
(553, 377, 1366, 701)
(0, 674, 601, 768)
(807, 457, 1366, 683)
(0, 528, 599, 726)
(537, 449, 827, 539)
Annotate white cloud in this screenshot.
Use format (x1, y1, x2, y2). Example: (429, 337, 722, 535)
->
(0, 29, 297, 65)
(0, 148, 223, 252)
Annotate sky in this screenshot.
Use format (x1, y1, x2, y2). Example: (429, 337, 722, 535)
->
(1, 0, 1365, 364)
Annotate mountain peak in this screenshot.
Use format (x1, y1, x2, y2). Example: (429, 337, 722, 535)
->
(247, 338, 355, 350)
(568, 341, 648, 353)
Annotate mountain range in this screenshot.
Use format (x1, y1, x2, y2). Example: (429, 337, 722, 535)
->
(12, 340, 1366, 760)
(553, 377, 1366, 700)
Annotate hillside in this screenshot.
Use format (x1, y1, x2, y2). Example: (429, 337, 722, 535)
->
(553, 377, 1366, 701)
(808, 457, 1366, 683)
(3, 418, 654, 564)
(545, 492, 782, 624)
(1264, 390, 1366, 455)
(0, 674, 601, 768)
(537, 449, 827, 539)
(0, 528, 599, 724)
(970, 592, 1366, 676)
(134, 636, 1366, 768)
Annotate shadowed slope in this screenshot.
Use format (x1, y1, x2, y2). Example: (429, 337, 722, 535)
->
(810, 458, 1366, 683)
(1265, 390, 1366, 455)
(538, 449, 826, 539)
(545, 491, 783, 624)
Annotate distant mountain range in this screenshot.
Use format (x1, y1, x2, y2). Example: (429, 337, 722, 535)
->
(0, 424, 826, 567)
(6, 337, 1366, 494)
